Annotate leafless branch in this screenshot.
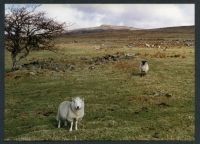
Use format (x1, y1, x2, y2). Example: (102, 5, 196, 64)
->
(5, 5, 67, 70)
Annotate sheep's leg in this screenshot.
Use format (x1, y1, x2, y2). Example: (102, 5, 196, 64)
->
(69, 121, 73, 132)
(75, 120, 78, 130)
(58, 120, 61, 128)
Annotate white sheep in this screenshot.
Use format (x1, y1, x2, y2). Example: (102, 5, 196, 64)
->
(139, 60, 149, 77)
(56, 97, 84, 131)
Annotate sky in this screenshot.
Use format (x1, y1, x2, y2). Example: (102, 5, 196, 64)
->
(5, 4, 195, 30)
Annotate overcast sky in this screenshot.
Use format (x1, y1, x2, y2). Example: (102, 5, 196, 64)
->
(5, 4, 195, 30)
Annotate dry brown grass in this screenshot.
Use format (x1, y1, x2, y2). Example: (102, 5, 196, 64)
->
(152, 51, 167, 58)
(113, 60, 138, 72)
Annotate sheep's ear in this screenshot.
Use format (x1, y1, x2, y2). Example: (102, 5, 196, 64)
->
(82, 98, 84, 101)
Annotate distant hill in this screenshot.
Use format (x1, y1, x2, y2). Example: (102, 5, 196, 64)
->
(148, 25, 194, 32)
(68, 24, 141, 34)
(61, 25, 194, 48)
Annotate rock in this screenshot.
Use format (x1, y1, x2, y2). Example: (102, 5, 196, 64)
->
(21, 59, 76, 72)
(126, 43, 134, 48)
(94, 45, 101, 50)
(29, 72, 36, 75)
(148, 91, 172, 98)
(14, 75, 21, 79)
(157, 102, 170, 107)
(152, 132, 160, 138)
(165, 93, 172, 97)
(185, 42, 192, 47)
(89, 65, 95, 70)
(68, 65, 75, 70)
(89, 52, 135, 65)
(80, 57, 88, 61)
(73, 40, 78, 43)
(152, 92, 160, 96)
(43, 111, 54, 116)
(141, 107, 148, 112)
(145, 43, 150, 48)
(125, 53, 134, 59)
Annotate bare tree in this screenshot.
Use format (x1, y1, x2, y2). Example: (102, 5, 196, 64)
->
(5, 5, 66, 70)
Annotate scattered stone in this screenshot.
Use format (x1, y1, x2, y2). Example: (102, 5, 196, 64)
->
(73, 40, 78, 43)
(107, 108, 114, 111)
(134, 107, 148, 114)
(94, 45, 101, 50)
(165, 93, 172, 98)
(68, 64, 75, 71)
(89, 52, 135, 65)
(152, 132, 160, 138)
(170, 54, 181, 58)
(145, 43, 150, 48)
(101, 43, 105, 47)
(141, 107, 148, 112)
(161, 47, 167, 51)
(21, 59, 75, 72)
(14, 75, 21, 79)
(42, 111, 54, 116)
(89, 65, 95, 70)
(185, 42, 192, 47)
(126, 43, 134, 48)
(126, 45, 132, 48)
(80, 57, 88, 61)
(125, 53, 135, 59)
(147, 91, 172, 98)
(134, 111, 139, 114)
(157, 102, 170, 107)
(29, 72, 36, 75)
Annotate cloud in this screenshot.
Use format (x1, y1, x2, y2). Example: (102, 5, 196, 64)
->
(5, 4, 194, 29)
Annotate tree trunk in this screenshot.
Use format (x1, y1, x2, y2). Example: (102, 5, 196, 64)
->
(11, 52, 17, 71)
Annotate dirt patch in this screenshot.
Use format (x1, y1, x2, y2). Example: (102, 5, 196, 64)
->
(5, 72, 14, 77)
(37, 111, 54, 117)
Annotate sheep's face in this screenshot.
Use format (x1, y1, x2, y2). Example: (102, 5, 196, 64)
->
(72, 97, 84, 110)
(141, 60, 148, 65)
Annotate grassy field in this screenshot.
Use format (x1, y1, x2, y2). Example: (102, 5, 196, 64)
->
(4, 27, 194, 140)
